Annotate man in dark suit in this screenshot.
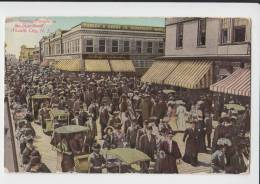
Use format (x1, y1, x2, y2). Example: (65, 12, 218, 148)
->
(139, 124, 157, 173)
(158, 130, 182, 173)
(126, 120, 139, 148)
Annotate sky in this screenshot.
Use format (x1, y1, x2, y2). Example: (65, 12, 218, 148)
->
(5, 17, 165, 58)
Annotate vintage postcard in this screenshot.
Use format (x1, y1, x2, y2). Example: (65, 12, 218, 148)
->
(4, 16, 251, 174)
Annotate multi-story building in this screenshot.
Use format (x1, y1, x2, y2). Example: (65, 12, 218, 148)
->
(39, 23, 165, 73)
(32, 46, 40, 64)
(19, 45, 34, 63)
(142, 17, 251, 96)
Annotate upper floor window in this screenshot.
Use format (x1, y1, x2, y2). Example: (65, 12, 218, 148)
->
(123, 41, 130, 53)
(99, 39, 106, 52)
(136, 41, 142, 54)
(220, 18, 229, 44)
(233, 26, 246, 43)
(55, 43, 61, 55)
(112, 40, 119, 53)
(147, 41, 153, 53)
(197, 18, 206, 46)
(176, 23, 183, 48)
(158, 41, 164, 54)
(86, 39, 93, 52)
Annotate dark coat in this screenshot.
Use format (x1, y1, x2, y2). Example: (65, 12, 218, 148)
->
(139, 134, 157, 160)
(103, 134, 117, 150)
(126, 126, 138, 148)
(212, 124, 225, 152)
(196, 119, 207, 152)
(205, 117, 213, 134)
(158, 140, 182, 173)
(182, 128, 199, 165)
(88, 152, 105, 173)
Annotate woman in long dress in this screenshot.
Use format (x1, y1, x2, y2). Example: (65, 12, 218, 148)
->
(167, 104, 177, 131)
(176, 104, 187, 130)
(182, 122, 199, 166)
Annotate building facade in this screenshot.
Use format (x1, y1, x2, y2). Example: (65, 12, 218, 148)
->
(164, 17, 251, 81)
(19, 45, 34, 63)
(39, 23, 165, 73)
(32, 46, 40, 64)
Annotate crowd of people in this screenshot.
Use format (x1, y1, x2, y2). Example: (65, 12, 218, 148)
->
(6, 63, 250, 173)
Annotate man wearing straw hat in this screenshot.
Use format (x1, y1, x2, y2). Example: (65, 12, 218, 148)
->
(88, 143, 106, 173)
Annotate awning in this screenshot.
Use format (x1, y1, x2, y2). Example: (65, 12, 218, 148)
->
(141, 61, 179, 84)
(54, 59, 81, 72)
(85, 59, 111, 72)
(109, 60, 135, 72)
(164, 60, 212, 89)
(210, 68, 250, 96)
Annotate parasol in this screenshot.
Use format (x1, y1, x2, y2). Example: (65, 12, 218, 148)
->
(162, 89, 176, 94)
(224, 104, 245, 111)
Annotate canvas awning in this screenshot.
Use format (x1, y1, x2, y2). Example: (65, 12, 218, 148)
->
(109, 60, 135, 72)
(141, 61, 179, 84)
(85, 59, 111, 72)
(164, 60, 213, 89)
(54, 59, 81, 72)
(210, 68, 250, 96)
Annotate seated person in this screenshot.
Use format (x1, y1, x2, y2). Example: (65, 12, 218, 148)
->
(22, 138, 35, 165)
(88, 143, 106, 173)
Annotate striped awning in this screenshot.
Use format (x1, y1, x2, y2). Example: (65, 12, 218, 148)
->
(85, 59, 111, 72)
(141, 61, 179, 84)
(164, 60, 212, 89)
(54, 59, 81, 72)
(210, 68, 250, 96)
(109, 60, 135, 72)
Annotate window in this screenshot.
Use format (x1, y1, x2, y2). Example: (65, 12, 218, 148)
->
(147, 41, 153, 53)
(75, 39, 80, 53)
(176, 23, 183, 48)
(197, 18, 206, 46)
(136, 41, 142, 53)
(221, 29, 228, 44)
(55, 43, 60, 55)
(86, 39, 93, 52)
(233, 26, 246, 42)
(158, 41, 164, 53)
(123, 41, 130, 53)
(99, 39, 106, 52)
(112, 40, 118, 52)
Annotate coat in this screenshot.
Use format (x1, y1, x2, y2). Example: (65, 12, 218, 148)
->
(140, 98, 153, 121)
(157, 140, 182, 173)
(212, 124, 225, 152)
(139, 134, 157, 160)
(103, 134, 117, 150)
(182, 128, 199, 165)
(126, 126, 138, 148)
(196, 119, 207, 152)
(88, 152, 105, 173)
(205, 117, 213, 134)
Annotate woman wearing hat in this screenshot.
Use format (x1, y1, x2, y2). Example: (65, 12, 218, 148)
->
(182, 121, 199, 166)
(103, 126, 117, 150)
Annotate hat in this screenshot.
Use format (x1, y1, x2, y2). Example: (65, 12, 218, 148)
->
(104, 126, 114, 133)
(113, 111, 120, 115)
(147, 124, 153, 130)
(162, 117, 170, 122)
(115, 124, 122, 130)
(231, 116, 237, 120)
(92, 143, 101, 150)
(30, 156, 41, 166)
